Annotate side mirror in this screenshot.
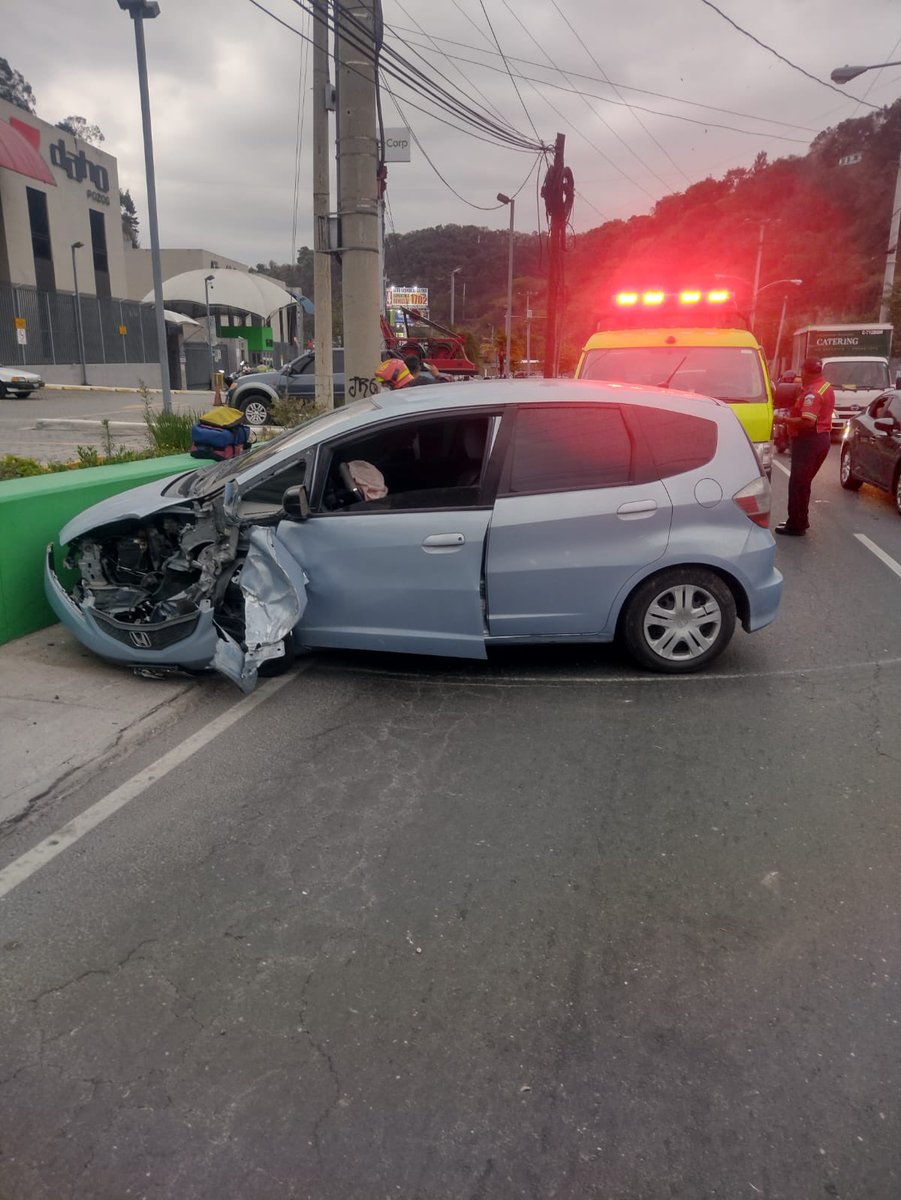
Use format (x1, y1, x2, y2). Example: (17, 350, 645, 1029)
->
(874, 417, 895, 434)
(282, 484, 311, 521)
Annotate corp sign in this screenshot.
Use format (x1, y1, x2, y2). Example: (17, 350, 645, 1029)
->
(383, 127, 411, 163)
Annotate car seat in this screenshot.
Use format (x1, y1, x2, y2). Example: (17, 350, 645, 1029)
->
(455, 423, 486, 486)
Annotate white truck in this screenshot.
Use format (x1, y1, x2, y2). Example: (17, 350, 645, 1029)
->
(791, 324, 897, 434)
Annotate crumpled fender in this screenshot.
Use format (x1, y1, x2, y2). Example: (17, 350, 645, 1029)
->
(212, 526, 307, 692)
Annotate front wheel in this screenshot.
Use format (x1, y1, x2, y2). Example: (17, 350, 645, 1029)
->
(894, 469, 901, 517)
(840, 443, 863, 491)
(240, 394, 271, 427)
(620, 568, 736, 674)
(12, 391, 33, 399)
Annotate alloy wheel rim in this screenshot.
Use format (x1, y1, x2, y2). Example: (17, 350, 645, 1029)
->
(841, 448, 851, 482)
(643, 584, 723, 661)
(243, 400, 269, 427)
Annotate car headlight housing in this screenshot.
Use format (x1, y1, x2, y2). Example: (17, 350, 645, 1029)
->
(754, 439, 773, 473)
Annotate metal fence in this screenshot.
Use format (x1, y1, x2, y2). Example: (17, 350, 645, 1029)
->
(0, 282, 160, 368)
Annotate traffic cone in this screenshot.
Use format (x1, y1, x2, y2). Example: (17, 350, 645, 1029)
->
(213, 372, 223, 406)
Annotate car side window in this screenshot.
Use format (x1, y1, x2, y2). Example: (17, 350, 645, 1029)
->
(885, 395, 901, 423)
(503, 404, 634, 495)
(314, 413, 497, 513)
(634, 406, 718, 477)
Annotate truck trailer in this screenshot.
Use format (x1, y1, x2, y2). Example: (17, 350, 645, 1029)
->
(791, 325, 896, 433)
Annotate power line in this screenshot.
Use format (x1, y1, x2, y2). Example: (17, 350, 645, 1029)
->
(499, 0, 669, 197)
(290, 7, 312, 265)
(698, 0, 880, 110)
(474, 0, 542, 144)
(547, 0, 693, 185)
(386, 85, 543, 210)
(387, 22, 820, 133)
(386, 28, 811, 144)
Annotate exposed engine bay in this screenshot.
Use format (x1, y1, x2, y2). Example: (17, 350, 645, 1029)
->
(61, 495, 305, 691)
(67, 503, 246, 637)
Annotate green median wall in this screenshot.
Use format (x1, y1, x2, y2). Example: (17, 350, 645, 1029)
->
(0, 455, 196, 646)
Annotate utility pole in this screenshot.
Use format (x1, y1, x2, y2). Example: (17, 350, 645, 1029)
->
(749, 222, 765, 332)
(335, 0, 382, 396)
(878, 143, 901, 323)
(542, 133, 572, 378)
(312, 0, 334, 409)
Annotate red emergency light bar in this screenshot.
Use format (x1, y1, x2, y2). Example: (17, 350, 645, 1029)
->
(614, 289, 732, 307)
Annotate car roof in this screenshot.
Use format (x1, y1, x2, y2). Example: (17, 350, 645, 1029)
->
(582, 328, 763, 350)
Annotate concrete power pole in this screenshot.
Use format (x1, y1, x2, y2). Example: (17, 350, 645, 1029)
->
(542, 133, 572, 378)
(312, 0, 334, 409)
(878, 143, 901, 324)
(335, 0, 383, 396)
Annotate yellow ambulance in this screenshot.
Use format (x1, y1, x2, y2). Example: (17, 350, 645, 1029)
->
(576, 290, 775, 475)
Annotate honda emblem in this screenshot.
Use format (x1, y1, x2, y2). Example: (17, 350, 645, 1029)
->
(130, 631, 153, 649)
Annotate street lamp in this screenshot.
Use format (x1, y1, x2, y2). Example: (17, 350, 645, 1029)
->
(767, 280, 804, 372)
(118, 0, 172, 412)
(204, 273, 215, 390)
(70, 241, 87, 386)
(497, 193, 514, 377)
(832, 61, 901, 324)
(450, 267, 462, 326)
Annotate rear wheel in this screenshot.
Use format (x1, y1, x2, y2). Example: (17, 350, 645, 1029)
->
(240, 394, 271, 427)
(620, 568, 736, 674)
(894, 468, 901, 517)
(840, 443, 863, 491)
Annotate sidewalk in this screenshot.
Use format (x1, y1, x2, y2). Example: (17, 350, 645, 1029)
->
(0, 624, 199, 829)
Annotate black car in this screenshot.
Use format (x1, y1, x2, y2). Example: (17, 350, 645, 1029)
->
(840, 389, 901, 513)
(226, 349, 345, 426)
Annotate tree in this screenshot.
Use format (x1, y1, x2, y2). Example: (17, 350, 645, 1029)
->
(56, 116, 105, 146)
(120, 189, 139, 248)
(0, 58, 36, 112)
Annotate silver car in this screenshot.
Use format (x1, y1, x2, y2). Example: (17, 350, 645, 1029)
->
(45, 380, 782, 690)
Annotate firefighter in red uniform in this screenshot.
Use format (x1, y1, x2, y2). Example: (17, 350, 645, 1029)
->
(775, 357, 835, 536)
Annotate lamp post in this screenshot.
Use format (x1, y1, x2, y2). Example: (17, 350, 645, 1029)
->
(765, 279, 804, 372)
(832, 61, 901, 323)
(70, 241, 87, 386)
(204, 273, 215, 389)
(450, 266, 462, 326)
(497, 193, 514, 377)
(118, 0, 172, 412)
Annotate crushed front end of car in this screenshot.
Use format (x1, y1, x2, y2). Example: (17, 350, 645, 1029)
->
(45, 492, 304, 692)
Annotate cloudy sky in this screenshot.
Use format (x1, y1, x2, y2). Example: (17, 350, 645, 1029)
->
(7, 0, 900, 267)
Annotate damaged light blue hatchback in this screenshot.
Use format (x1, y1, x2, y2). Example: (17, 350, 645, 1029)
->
(45, 380, 783, 690)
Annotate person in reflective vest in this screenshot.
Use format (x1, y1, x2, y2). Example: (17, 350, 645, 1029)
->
(775, 357, 835, 537)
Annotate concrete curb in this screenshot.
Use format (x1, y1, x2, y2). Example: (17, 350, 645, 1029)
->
(45, 384, 206, 396)
(35, 418, 147, 433)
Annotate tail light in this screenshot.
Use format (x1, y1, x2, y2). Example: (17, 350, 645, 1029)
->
(616, 292, 639, 306)
(643, 291, 665, 305)
(679, 290, 702, 304)
(707, 289, 730, 303)
(732, 476, 771, 528)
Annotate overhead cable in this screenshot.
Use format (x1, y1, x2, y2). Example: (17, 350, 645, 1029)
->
(698, 0, 880, 110)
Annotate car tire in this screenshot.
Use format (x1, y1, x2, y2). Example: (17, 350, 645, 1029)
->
(840, 443, 863, 491)
(240, 394, 271, 427)
(894, 468, 901, 517)
(0, 384, 7, 399)
(12, 391, 33, 399)
(620, 567, 736, 674)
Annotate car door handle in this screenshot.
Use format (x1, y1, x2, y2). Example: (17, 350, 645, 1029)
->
(616, 500, 658, 519)
(422, 533, 465, 551)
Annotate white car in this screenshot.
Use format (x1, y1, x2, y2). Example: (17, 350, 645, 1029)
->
(0, 365, 44, 399)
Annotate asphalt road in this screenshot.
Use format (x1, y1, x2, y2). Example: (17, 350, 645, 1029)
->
(1, 453, 901, 1199)
(1, 387, 212, 463)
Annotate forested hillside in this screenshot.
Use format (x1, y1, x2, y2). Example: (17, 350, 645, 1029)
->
(259, 98, 901, 368)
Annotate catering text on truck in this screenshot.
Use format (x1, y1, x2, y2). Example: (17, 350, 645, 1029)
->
(575, 290, 775, 476)
(791, 324, 896, 434)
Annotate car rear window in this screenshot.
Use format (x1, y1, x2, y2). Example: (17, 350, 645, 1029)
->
(506, 404, 634, 493)
(635, 406, 718, 477)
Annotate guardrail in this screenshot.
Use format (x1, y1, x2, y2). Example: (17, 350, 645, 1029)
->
(0, 455, 196, 646)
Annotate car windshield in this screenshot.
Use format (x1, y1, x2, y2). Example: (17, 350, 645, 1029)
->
(176, 400, 379, 496)
(824, 360, 890, 390)
(580, 346, 767, 403)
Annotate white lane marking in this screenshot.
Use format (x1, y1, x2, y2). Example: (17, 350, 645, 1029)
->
(773, 460, 790, 478)
(0, 670, 301, 902)
(855, 533, 901, 581)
